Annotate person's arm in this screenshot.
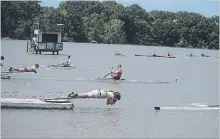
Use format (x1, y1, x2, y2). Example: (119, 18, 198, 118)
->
(105, 92, 115, 105)
(112, 68, 121, 75)
(68, 92, 88, 98)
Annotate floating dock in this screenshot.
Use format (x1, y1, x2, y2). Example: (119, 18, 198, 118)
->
(1, 98, 74, 110)
(1, 72, 10, 79)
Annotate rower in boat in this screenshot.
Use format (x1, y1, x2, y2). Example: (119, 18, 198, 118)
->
(152, 52, 158, 57)
(9, 64, 39, 73)
(49, 55, 71, 68)
(186, 53, 195, 57)
(166, 52, 176, 58)
(115, 51, 126, 57)
(168, 52, 173, 57)
(201, 53, 210, 57)
(68, 88, 121, 105)
(115, 51, 119, 55)
(107, 64, 122, 80)
(60, 55, 71, 67)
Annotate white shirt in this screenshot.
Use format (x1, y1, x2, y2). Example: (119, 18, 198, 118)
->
(67, 59, 71, 65)
(32, 37, 37, 45)
(32, 37, 37, 42)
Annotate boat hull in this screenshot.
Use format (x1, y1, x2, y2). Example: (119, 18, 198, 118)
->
(154, 106, 219, 111)
(1, 98, 74, 110)
(1, 72, 11, 79)
(135, 54, 176, 58)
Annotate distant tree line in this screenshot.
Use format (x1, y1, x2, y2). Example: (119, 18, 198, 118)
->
(1, 1, 219, 49)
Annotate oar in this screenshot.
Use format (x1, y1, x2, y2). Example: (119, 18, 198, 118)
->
(100, 72, 111, 79)
(100, 67, 114, 79)
(47, 63, 62, 70)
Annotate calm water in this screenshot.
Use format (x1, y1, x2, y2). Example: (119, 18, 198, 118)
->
(1, 40, 219, 138)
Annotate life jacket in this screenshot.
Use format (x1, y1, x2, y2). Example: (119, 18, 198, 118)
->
(26, 64, 37, 71)
(102, 88, 117, 97)
(28, 64, 36, 69)
(102, 88, 116, 93)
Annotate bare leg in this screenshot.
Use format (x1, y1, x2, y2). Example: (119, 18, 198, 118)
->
(106, 73, 114, 79)
(68, 92, 89, 98)
(10, 67, 25, 72)
(75, 93, 89, 98)
(106, 77, 113, 79)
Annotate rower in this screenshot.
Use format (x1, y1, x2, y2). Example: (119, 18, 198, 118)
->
(152, 52, 157, 57)
(68, 88, 121, 105)
(107, 64, 122, 80)
(1, 56, 4, 66)
(60, 55, 71, 67)
(168, 52, 172, 57)
(9, 64, 39, 73)
(115, 51, 120, 55)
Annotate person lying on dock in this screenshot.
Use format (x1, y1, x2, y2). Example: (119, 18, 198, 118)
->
(9, 64, 39, 73)
(107, 64, 122, 80)
(68, 88, 121, 105)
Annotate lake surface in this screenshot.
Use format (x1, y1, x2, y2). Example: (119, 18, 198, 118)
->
(1, 40, 219, 138)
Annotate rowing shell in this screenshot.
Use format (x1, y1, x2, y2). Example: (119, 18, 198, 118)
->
(46, 65, 76, 70)
(1, 98, 74, 110)
(135, 54, 163, 57)
(154, 106, 219, 111)
(135, 54, 176, 58)
(11, 77, 178, 84)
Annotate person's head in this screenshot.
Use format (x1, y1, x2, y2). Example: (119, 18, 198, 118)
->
(67, 55, 71, 59)
(114, 92, 121, 103)
(117, 64, 121, 68)
(33, 34, 37, 37)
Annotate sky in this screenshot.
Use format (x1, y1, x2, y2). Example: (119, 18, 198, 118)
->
(40, 0, 219, 17)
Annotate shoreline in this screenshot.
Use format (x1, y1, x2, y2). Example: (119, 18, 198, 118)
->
(1, 39, 219, 51)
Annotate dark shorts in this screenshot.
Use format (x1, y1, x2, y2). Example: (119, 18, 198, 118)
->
(24, 67, 29, 72)
(24, 67, 36, 73)
(112, 76, 120, 80)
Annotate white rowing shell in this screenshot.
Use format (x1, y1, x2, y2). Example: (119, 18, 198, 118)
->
(154, 106, 219, 111)
(10, 77, 177, 84)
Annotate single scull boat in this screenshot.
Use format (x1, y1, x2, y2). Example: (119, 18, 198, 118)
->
(154, 106, 219, 111)
(8, 77, 178, 84)
(135, 54, 176, 58)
